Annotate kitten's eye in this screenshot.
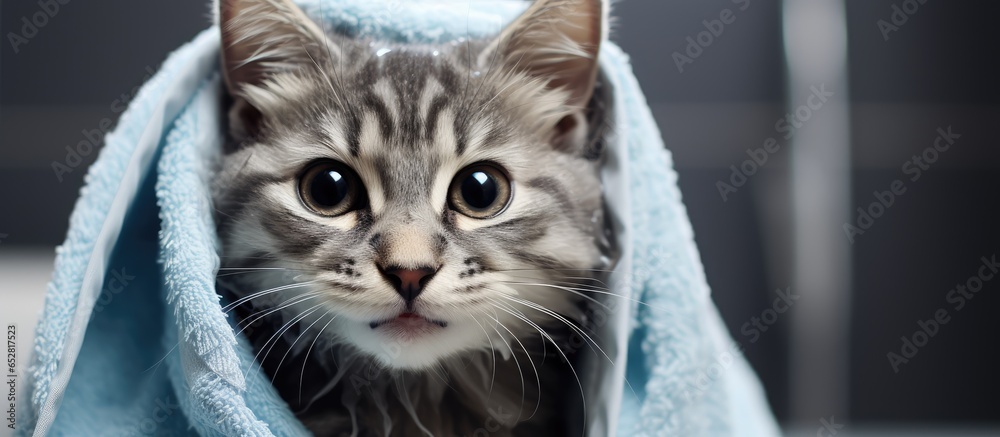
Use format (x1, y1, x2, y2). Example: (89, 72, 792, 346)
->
(298, 160, 364, 216)
(448, 163, 512, 219)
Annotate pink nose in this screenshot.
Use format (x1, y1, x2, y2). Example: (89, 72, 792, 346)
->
(379, 266, 437, 304)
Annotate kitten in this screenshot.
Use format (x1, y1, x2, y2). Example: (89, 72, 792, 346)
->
(212, 0, 612, 435)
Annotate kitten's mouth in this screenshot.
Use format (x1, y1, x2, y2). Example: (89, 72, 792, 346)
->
(368, 312, 448, 330)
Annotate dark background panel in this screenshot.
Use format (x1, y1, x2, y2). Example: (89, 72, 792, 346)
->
(844, 0, 1000, 422)
(2, 0, 211, 104)
(846, 1, 1000, 104)
(611, 0, 786, 103)
(849, 169, 1000, 422)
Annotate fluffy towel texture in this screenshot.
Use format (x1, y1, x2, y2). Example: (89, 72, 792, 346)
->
(18, 1, 779, 436)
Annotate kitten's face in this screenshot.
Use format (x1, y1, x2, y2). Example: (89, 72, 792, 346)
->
(215, 0, 606, 370)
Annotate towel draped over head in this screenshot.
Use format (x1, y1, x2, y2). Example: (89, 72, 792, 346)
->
(18, 1, 779, 435)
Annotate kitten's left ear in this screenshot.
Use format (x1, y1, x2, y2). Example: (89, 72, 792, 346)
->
(481, 0, 606, 108)
(217, 0, 339, 138)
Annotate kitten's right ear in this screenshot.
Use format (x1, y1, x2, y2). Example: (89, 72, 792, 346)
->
(482, 0, 605, 109)
(218, 0, 338, 138)
(479, 0, 606, 152)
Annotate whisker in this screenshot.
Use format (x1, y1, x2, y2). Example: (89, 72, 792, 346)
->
(486, 298, 588, 434)
(271, 309, 333, 385)
(219, 267, 317, 272)
(142, 343, 179, 375)
(465, 312, 498, 398)
(501, 271, 613, 289)
(222, 280, 319, 312)
(499, 280, 612, 313)
(218, 254, 285, 260)
(500, 278, 662, 312)
(493, 267, 616, 274)
(481, 308, 534, 422)
(494, 284, 645, 408)
(496, 294, 614, 367)
(216, 267, 319, 279)
(234, 292, 322, 337)
(245, 302, 325, 388)
(298, 310, 339, 404)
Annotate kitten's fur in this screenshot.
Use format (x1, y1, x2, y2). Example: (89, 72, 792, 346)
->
(212, 0, 611, 435)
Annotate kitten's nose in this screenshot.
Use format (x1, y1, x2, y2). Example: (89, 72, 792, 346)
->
(379, 266, 437, 304)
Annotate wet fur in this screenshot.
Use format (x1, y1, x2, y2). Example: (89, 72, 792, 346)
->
(213, 1, 610, 435)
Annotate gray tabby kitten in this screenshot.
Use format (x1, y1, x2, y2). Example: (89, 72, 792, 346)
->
(213, 0, 612, 435)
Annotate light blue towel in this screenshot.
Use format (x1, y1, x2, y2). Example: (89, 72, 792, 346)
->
(18, 1, 779, 436)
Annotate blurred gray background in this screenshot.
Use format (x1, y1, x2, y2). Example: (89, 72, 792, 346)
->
(1, 0, 998, 434)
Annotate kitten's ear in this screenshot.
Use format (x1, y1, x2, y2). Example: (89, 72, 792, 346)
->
(218, 0, 337, 137)
(482, 0, 605, 108)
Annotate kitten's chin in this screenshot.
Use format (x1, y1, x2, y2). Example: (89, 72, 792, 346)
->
(337, 315, 485, 370)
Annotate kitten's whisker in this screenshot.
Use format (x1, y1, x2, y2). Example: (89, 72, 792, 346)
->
(481, 308, 530, 423)
(396, 377, 435, 437)
(497, 266, 615, 272)
(500, 278, 662, 312)
(424, 361, 454, 391)
(142, 342, 179, 375)
(499, 280, 611, 313)
(213, 206, 240, 222)
(222, 280, 319, 312)
(234, 292, 322, 337)
(216, 267, 320, 279)
(298, 309, 339, 405)
(494, 291, 645, 408)
(218, 260, 329, 274)
(501, 271, 613, 289)
(465, 312, 498, 399)
(233, 290, 320, 328)
(218, 254, 284, 260)
(271, 309, 333, 385)
(486, 297, 587, 433)
(484, 302, 542, 420)
(245, 302, 324, 388)
(503, 277, 622, 303)
(497, 294, 615, 368)
(301, 351, 355, 415)
(523, 277, 613, 294)
(219, 267, 316, 271)
(235, 290, 320, 326)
